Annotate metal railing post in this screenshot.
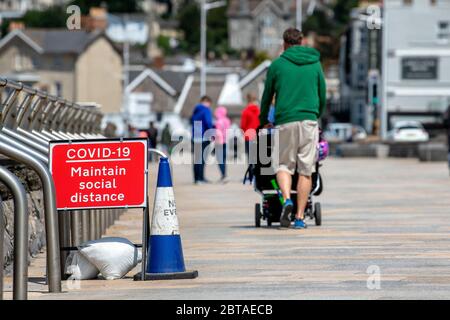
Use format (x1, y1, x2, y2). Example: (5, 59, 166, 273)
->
(95, 210, 101, 239)
(0, 77, 112, 296)
(81, 210, 89, 242)
(89, 210, 96, 240)
(58, 213, 70, 279)
(0, 166, 28, 300)
(0, 141, 61, 293)
(71, 211, 82, 246)
(0, 198, 4, 300)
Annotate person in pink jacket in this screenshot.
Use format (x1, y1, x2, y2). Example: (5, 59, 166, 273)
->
(214, 106, 231, 182)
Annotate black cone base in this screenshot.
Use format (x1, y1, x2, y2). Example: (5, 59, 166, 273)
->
(133, 270, 198, 281)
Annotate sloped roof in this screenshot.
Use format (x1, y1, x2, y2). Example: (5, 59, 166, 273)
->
(228, 0, 293, 16)
(22, 29, 109, 54)
(227, 0, 324, 17)
(126, 68, 179, 97)
(128, 69, 189, 94)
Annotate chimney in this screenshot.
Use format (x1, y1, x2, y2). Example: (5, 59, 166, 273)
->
(81, 7, 108, 32)
(8, 21, 25, 32)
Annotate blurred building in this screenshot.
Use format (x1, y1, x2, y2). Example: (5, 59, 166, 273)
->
(338, 5, 382, 134)
(383, 0, 450, 135)
(0, 29, 123, 114)
(227, 0, 332, 57)
(0, 0, 71, 25)
(227, 0, 296, 57)
(0, 0, 69, 12)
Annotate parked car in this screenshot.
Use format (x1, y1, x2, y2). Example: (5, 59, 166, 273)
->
(387, 121, 429, 142)
(323, 123, 367, 142)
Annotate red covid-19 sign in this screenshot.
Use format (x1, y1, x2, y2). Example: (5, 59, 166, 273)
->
(49, 139, 148, 210)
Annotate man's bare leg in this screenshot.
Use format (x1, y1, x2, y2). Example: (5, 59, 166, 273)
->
(276, 170, 292, 201)
(296, 175, 312, 220)
(277, 170, 294, 227)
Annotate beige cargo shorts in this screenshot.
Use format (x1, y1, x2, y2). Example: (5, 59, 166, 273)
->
(272, 120, 319, 176)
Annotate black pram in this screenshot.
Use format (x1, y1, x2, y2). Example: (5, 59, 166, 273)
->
(244, 128, 323, 227)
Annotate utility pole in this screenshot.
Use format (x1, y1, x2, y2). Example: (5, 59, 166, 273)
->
(381, 6, 388, 140)
(200, 0, 226, 97)
(123, 14, 131, 133)
(296, 0, 303, 31)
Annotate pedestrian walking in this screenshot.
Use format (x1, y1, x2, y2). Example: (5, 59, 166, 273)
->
(127, 124, 139, 138)
(145, 121, 158, 162)
(240, 93, 260, 161)
(445, 104, 450, 175)
(190, 96, 214, 184)
(104, 122, 117, 137)
(214, 106, 231, 183)
(259, 28, 327, 229)
(146, 121, 158, 149)
(161, 123, 172, 155)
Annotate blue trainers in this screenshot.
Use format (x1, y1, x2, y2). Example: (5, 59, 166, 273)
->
(293, 219, 307, 229)
(280, 199, 293, 228)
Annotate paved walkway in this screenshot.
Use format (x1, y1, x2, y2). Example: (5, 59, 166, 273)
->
(3, 157, 450, 299)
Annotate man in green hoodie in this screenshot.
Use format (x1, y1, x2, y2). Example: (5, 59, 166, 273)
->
(260, 28, 327, 229)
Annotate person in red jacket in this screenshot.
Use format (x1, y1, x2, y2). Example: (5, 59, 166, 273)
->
(240, 93, 260, 160)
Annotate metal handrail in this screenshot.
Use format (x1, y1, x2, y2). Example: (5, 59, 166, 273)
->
(0, 141, 61, 293)
(0, 198, 4, 300)
(0, 76, 118, 297)
(0, 166, 29, 300)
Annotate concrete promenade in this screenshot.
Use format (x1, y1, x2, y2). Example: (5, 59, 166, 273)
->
(3, 157, 450, 299)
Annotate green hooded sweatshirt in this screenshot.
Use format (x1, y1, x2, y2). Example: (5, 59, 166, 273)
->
(259, 45, 327, 126)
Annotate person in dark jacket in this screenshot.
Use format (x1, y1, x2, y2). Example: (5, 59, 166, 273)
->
(161, 123, 172, 155)
(146, 121, 158, 149)
(445, 105, 450, 174)
(190, 96, 214, 184)
(145, 121, 158, 162)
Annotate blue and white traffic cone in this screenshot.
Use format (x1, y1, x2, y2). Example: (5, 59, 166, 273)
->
(138, 157, 198, 280)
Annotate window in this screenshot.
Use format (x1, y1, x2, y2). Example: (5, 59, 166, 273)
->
(31, 56, 40, 69)
(260, 13, 278, 50)
(438, 21, 450, 40)
(14, 54, 23, 71)
(53, 56, 63, 69)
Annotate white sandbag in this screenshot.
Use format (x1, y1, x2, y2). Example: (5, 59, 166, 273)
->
(79, 237, 141, 280)
(65, 251, 99, 280)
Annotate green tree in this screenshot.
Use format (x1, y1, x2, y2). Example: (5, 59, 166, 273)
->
(302, 0, 360, 61)
(157, 35, 172, 55)
(177, 0, 229, 55)
(333, 0, 360, 27)
(177, 2, 200, 54)
(250, 51, 271, 69)
(22, 6, 67, 28)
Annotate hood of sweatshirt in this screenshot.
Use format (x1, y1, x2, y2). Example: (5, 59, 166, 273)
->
(281, 45, 320, 66)
(192, 103, 208, 118)
(214, 106, 228, 119)
(245, 103, 260, 115)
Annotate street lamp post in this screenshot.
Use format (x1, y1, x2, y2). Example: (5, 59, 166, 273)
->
(200, 0, 226, 97)
(296, 0, 303, 31)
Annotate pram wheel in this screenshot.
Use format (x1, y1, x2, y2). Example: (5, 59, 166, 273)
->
(255, 203, 261, 228)
(314, 202, 322, 226)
